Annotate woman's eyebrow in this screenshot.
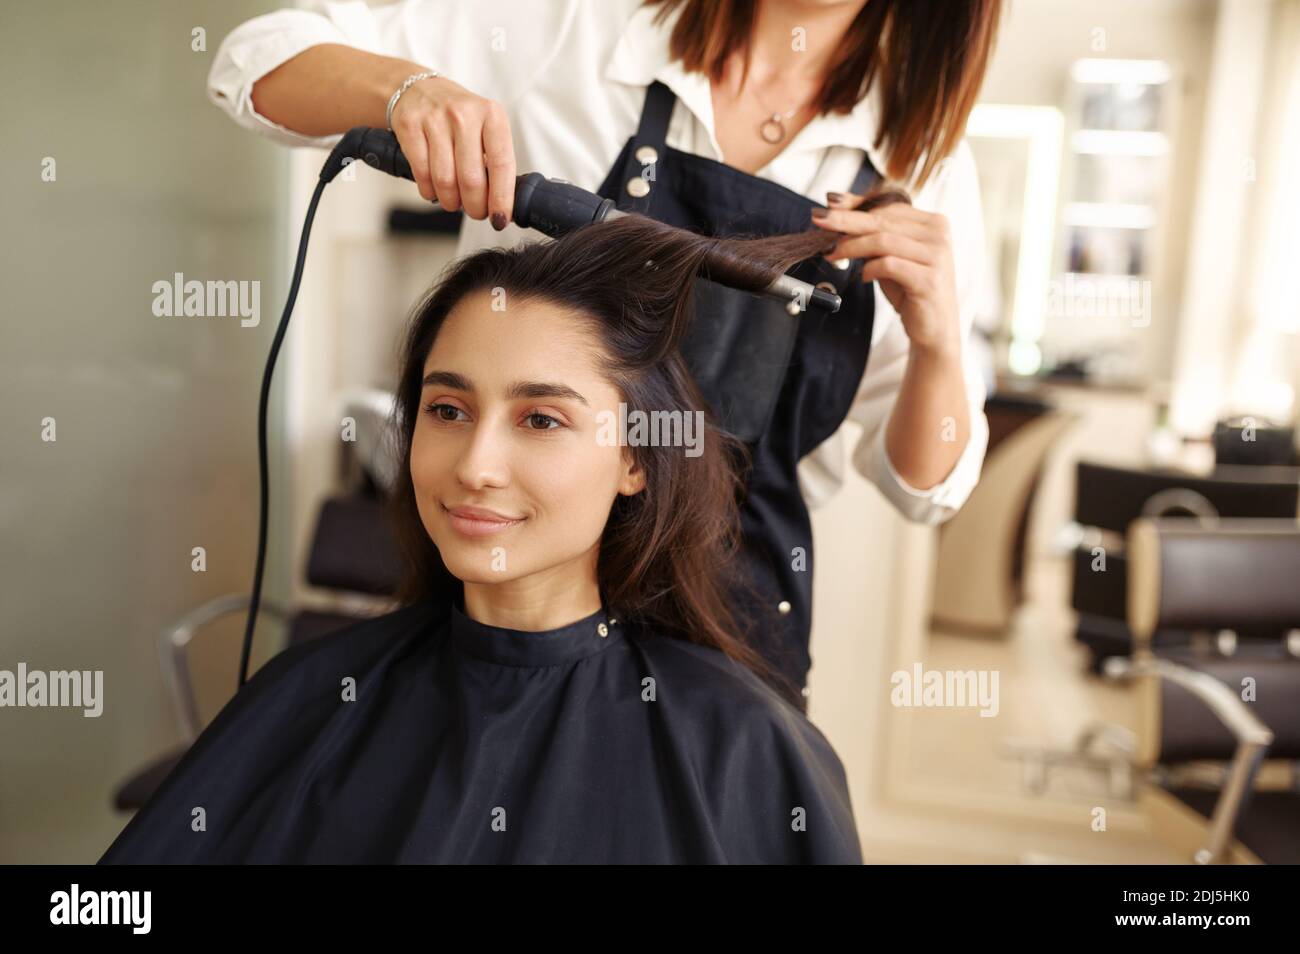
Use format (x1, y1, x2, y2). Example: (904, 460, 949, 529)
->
(421, 370, 588, 407)
(507, 381, 589, 406)
(422, 370, 471, 390)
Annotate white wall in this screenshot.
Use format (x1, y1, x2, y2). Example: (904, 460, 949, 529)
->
(0, 1, 294, 862)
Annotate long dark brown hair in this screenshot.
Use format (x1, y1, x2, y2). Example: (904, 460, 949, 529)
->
(384, 213, 848, 705)
(645, 0, 1003, 188)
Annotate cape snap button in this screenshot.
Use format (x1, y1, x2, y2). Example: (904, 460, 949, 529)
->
(626, 177, 650, 198)
(777, 600, 792, 615)
(635, 145, 658, 165)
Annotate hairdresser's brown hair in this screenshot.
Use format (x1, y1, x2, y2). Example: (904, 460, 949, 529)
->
(385, 214, 846, 706)
(645, 0, 1003, 188)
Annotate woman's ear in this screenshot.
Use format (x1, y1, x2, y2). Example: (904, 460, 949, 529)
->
(618, 449, 646, 496)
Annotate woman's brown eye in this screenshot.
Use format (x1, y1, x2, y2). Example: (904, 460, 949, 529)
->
(527, 413, 560, 430)
(423, 402, 465, 423)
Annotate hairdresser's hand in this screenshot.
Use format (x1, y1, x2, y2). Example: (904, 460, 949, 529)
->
(811, 192, 960, 358)
(389, 74, 515, 230)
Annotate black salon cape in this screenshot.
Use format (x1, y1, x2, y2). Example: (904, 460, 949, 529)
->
(99, 598, 862, 864)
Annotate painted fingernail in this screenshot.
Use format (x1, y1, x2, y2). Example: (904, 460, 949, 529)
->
(826, 192, 844, 204)
(810, 206, 829, 219)
(491, 212, 507, 231)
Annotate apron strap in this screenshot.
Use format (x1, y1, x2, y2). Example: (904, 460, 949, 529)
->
(630, 80, 883, 209)
(634, 80, 675, 151)
(611, 80, 675, 214)
(847, 149, 881, 196)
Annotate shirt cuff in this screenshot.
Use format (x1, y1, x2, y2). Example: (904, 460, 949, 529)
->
(857, 408, 989, 525)
(207, 12, 353, 149)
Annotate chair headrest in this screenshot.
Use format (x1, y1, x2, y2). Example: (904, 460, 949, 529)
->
(1128, 518, 1300, 640)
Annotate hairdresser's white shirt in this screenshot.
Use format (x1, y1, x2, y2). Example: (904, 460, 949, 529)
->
(207, 0, 990, 524)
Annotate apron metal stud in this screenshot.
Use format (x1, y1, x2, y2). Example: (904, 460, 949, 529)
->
(635, 145, 658, 165)
(777, 600, 792, 615)
(626, 177, 650, 198)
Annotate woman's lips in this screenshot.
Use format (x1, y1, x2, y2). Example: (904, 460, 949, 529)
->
(442, 503, 526, 537)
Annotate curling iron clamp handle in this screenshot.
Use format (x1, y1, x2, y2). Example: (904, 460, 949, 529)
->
(321, 127, 415, 183)
(319, 130, 612, 234)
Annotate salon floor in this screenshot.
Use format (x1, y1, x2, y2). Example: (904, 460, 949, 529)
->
(912, 555, 1129, 800)
(893, 550, 1189, 863)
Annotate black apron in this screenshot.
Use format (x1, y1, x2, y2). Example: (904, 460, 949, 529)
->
(596, 81, 880, 711)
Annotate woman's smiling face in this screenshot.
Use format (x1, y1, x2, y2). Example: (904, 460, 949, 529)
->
(411, 288, 645, 585)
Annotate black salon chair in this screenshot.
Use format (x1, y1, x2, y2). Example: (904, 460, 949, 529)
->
(1069, 461, 1299, 671)
(1106, 519, 1300, 863)
(111, 487, 403, 812)
(1006, 518, 1300, 863)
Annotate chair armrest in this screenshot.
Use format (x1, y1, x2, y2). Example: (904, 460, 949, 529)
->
(158, 593, 289, 743)
(1103, 655, 1274, 864)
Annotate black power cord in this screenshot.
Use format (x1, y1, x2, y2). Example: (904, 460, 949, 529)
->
(238, 176, 327, 688)
(238, 128, 409, 688)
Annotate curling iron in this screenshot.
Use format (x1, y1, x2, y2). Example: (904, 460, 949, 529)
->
(322, 127, 842, 315)
(238, 127, 841, 688)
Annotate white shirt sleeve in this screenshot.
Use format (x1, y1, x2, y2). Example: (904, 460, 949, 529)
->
(206, 0, 568, 149)
(799, 139, 991, 526)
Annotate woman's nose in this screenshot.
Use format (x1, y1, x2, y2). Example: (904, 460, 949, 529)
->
(452, 418, 511, 490)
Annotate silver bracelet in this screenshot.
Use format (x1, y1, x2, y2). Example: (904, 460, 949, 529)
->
(386, 70, 439, 130)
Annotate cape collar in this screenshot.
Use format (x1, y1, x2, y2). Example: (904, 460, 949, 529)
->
(449, 599, 623, 668)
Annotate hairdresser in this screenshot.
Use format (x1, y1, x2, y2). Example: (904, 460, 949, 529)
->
(208, 0, 1002, 712)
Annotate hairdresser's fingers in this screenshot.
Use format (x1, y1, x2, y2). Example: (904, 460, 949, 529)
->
(425, 114, 461, 212)
(812, 204, 935, 243)
(831, 193, 956, 244)
(451, 104, 489, 220)
(826, 188, 911, 213)
(858, 254, 930, 291)
(482, 101, 515, 230)
(823, 230, 937, 266)
(389, 75, 448, 205)
(394, 120, 435, 202)
(878, 202, 956, 240)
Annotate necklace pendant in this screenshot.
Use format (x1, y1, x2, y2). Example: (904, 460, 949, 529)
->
(759, 115, 785, 144)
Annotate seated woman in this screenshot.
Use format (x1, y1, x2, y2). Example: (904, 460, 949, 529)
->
(99, 214, 862, 865)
